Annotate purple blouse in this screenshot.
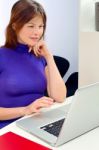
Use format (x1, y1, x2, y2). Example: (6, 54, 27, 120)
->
(0, 43, 47, 128)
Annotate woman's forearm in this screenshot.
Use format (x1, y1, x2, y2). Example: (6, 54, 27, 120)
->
(0, 107, 26, 120)
(46, 55, 67, 102)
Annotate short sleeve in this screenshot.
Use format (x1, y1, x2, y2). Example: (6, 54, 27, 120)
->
(41, 57, 47, 67)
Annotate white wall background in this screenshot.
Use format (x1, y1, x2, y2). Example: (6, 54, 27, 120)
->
(0, 0, 79, 82)
(79, 32, 99, 87)
(80, 0, 99, 31)
(79, 0, 99, 87)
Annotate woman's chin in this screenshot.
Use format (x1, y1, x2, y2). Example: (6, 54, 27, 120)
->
(27, 41, 38, 47)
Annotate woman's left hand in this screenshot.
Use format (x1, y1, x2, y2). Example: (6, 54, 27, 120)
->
(29, 40, 52, 59)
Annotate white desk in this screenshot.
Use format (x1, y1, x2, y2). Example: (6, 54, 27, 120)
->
(0, 97, 99, 150)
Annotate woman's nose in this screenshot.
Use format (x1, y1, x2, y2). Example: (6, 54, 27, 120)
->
(33, 28, 39, 35)
(34, 32, 38, 36)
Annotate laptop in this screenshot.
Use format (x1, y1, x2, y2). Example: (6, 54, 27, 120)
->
(16, 82, 99, 147)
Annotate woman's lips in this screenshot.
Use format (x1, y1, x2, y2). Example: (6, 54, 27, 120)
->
(30, 37, 39, 41)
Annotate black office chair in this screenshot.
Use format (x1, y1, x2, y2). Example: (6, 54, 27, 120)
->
(66, 72, 78, 97)
(53, 56, 70, 78)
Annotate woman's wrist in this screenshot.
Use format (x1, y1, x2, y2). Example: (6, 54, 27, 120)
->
(19, 107, 26, 116)
(45, 53, 53, 62)
(20, 106, 31, 116)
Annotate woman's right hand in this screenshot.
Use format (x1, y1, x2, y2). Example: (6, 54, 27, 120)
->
(23, 96, 54, 115)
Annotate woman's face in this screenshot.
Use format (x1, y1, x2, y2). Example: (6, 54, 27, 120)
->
(17, 15, 44, 46)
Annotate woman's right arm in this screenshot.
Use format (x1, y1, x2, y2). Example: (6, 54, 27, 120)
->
(0, 107, 26, 120)
(0, 96, 54, 120)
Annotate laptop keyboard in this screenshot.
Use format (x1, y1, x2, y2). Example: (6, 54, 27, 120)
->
(40, 118, 65, 137)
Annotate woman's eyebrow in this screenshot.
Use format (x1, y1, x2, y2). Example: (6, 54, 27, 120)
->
(28, 22, 44, 25)
(28, 22, 35, 25)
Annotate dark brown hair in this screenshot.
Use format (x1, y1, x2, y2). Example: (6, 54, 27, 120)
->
(4, 0, 47, 48)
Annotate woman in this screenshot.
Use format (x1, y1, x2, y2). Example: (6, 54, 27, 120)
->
(0, 0, 66, 129)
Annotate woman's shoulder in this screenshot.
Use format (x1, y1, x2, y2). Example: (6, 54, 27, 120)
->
(0, 47, 14, 64)
(0, 47, 9, 70)
(0, 46, 8, 53)
(0, 46, 13, 56)
(0, 47, 7, 56)
(0, 47, 14, 70)
(0, 46, 11, 51)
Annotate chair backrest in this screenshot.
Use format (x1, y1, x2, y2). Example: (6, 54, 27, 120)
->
(66, 72, 78, 97)
(54, 56, 70, 78)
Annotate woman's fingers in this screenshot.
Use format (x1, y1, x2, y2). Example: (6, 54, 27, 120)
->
(37, 102, 51, 108)
(28, 46, 32, 53)
(38, 99, 54, 109)
(28, 45, 39, 56)
(33, 45, 39, 56)
(38, 97, 54, 104)
(27, 96, 54, 114)
(28, 40, 47, 57)
(43, 96, 54, 102)
(34, 44, 42, 56)
(33, 97, 54, 110)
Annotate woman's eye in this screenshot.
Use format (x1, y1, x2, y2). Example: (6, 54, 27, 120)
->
(39, 25, 44, 28)
(27, 25, 44, 28)
(28, 26, 34, 28)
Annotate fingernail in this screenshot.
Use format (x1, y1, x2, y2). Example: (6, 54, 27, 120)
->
(28, 49, 31, 53)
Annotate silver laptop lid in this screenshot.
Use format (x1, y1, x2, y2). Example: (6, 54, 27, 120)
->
(56, 82, 99, 146)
